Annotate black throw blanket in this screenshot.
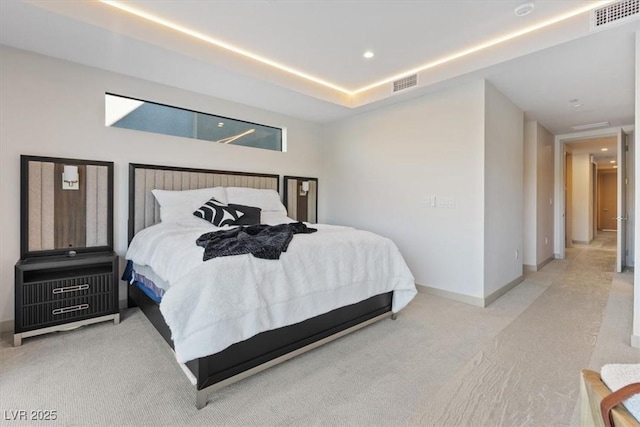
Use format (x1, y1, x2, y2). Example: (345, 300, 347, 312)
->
(196, 222, 317, 261)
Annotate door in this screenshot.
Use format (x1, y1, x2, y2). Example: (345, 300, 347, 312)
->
(616, 128, 626, 273)
(565, 152, 573, 248)
(599, 172, 617, 230)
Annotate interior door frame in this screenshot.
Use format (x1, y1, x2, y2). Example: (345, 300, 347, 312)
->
(616, 128, 627, 272)
(554, 127, 633, 260)
(597, 170, 618, 231)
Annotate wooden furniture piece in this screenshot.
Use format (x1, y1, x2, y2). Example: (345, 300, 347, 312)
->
(128, 163, 393, 409)
(283, 176, 317, 223)
(581, 370, 640, 427)
(14, 252, 120, 346)
(15, 155, 119, 346)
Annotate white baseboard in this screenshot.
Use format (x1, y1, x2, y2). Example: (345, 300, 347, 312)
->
(415, 284, 484, 307)
(632, 334, 640, 348)
(416, 275, 524, 308)
(523, 256, 555, 272)
(538, 256, 554, 270)
(484, 275, 524, 307)
(572, 239, 593, 245)
(0, 319, 14, 334)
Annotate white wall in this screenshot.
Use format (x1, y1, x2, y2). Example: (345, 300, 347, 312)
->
(483, 82, 524, 297)
(0, 46, 325, 325)
(571, 153, 593, 243)
(536, 124, 555, 264)
(323, 80, 486, 299)
(523, 122, 537, 267)
(523, 121, 555, 269)
(323, 80, 524, 303)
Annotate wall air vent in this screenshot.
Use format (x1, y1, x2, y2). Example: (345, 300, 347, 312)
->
(393, 74, 418, 92)
(591, 0, 639, 31)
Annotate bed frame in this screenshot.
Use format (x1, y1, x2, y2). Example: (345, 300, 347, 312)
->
(127, 163, 394, 409)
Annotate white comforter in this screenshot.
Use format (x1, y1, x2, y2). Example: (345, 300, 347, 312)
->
(126, 221, 417, 363)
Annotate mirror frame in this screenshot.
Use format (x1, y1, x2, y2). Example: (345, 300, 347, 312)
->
(20, 155, 114, 259)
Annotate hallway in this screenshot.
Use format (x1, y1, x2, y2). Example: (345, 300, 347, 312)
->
(572, 230, 617, 252)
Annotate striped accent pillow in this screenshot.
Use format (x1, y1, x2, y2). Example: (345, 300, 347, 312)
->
(194, 197, 244, 227)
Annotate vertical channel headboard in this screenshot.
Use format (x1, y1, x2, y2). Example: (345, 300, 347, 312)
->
(128, 163, 279, 242)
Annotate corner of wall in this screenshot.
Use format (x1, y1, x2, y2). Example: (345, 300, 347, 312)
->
(482, 82, 524, 297)
(523, 120, 538, 266)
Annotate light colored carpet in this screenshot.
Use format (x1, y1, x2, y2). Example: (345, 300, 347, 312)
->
(1, 232, 637, 426)
(410, 239, 615, 426)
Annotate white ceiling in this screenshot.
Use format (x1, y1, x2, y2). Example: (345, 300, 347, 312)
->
(0, 0, 637, 136)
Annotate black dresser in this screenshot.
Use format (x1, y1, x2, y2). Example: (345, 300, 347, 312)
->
(14, 252, 120, 346)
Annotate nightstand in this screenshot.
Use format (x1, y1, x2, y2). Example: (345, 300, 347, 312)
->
(14, 251, 120, 346)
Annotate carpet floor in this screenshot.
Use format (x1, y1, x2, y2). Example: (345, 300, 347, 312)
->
(1, 232, 638, 426)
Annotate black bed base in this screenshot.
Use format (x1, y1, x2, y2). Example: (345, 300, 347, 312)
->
(128, 284, 393, 408)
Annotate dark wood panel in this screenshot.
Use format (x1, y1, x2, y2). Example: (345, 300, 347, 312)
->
(54, 164, 86, 249)
(296, 184, 308, 222)
(284, 176, 318, 223)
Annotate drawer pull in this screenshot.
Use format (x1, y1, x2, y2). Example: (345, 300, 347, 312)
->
(52, 304, 89, 315)
(52, 284, 90, 294)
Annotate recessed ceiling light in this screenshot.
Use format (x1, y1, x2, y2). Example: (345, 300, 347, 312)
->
(514, 3, 535, 17)
(363, 51, 375, 59)
(218, 122, 224, 127)
(610, 160, 616, 164)
(601, 148, 608, 151)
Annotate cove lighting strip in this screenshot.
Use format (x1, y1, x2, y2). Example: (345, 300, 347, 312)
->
(98, 0, 350, 94)
(99, 0, 612, 97)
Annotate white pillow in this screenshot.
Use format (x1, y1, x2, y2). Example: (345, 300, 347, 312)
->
(260, 211, 296, 225)
(225, 187, 287, 213)
(152, 187, 227, 224)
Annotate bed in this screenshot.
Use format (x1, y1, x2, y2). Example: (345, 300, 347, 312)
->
(125, 163, 417, 409)
(581, 366, 640, 427)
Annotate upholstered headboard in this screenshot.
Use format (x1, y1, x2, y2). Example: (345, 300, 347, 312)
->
(128, 163, 279, 242)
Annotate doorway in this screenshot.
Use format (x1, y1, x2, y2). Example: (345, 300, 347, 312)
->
(554, 128, 634, 273)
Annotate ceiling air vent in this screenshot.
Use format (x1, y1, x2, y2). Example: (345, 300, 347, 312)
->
(393, 74, 418, 92)
(591, 0, 639, 31)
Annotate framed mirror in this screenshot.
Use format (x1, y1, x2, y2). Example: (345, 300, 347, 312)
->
(20, 155, 114, 258)
(283, 176, 318, 223)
